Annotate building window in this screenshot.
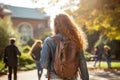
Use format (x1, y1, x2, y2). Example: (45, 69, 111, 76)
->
(18, 23, 33, 45)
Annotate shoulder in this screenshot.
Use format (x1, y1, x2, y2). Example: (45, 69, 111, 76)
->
(44, 36, 54, 44)
(43, 34, 63, 44)
(43, 36, 57, 48)
(5, 45, 11, 49)
(5, 45, 10, 48)
(5, 46, 9, 50)
(12, 45, 18, 48)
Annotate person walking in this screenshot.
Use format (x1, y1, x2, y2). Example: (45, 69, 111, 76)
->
(40, 13, 89, 80)
(4, 38, 21, 80)
(93, 46, 102, 67)
(104, 45, 111, 68)
(29, 40, 43, 80)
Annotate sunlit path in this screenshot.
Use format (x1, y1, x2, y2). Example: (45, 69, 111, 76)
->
(0, 62, 120, 80)
(0, 67, 120, 80)
(0, 70, 38, 80)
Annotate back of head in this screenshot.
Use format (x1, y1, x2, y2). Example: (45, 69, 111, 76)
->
(9, 38, 16, 45)
(54, 13, 73, 35)
(29, 40, 42, 55)
(104, 45, 110, 50)
(53, 13, 88, 50)
(96, 46, 99, 50)
(35, 40, 42, 48)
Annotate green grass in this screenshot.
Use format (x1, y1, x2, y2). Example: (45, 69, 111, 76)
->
(0, 61, 4, 68)
(96, 62, 120, 68)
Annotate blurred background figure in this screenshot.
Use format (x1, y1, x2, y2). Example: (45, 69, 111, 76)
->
(104, 45, 111, 68)
(93, 46, 102, 67)
(4, 38, 21, 80)
(29, 40, 42, 80)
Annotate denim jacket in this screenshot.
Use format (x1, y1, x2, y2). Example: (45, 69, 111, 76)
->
(40, 33, 89, 80)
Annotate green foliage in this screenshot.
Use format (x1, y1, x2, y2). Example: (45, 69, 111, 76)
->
(0, 61, 4, 67)
(0, 17, 10, 59)
(0, 52, 35, 75)
(19, 53, 34, 67)
(66, 0, 120, 59)
(111, 62, 120, 68)
(18, 53, 35, 71)
(97, 62, 120, 68)
(67, 0, 120, 40)
(21, 45, 31, 53)
(0, 61, 7, 75)
(0, 16, 20, 60)
(84, 52, 94, 61)
(18, 64, 36, 71)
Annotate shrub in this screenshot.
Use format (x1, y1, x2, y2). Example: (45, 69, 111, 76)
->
(0, 61, 7, 75)
(21, 45, 31, 53)
(19, 53, 34, 67)
(84, 52, 94, 61)
(0, 17, 20, 60)
(18, 64, 36, 71)
(0, 50, 35, 75)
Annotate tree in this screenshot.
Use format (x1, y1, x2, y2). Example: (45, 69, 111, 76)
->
(0, 16, 20, 60)
(67, 0, 120, 40)
(32, 0, 120, 40)
(32, 0, 120, 59)
(0, 17, 10, 57)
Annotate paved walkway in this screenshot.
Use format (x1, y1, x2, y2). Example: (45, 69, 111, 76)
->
(0, 62, 120, 80)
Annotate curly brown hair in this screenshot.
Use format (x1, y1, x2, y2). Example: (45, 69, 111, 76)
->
(53, 13, 88, 51)
(29, 40, 42, 55)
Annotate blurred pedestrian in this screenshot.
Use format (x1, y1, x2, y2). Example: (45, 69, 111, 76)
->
(4, 38, 21, 80)
(29, 40, 42, 80)
(93, 46, 102, 67)
(104, 45, 111, 68)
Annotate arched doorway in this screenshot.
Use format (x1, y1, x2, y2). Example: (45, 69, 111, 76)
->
(18, 22, 33, 45)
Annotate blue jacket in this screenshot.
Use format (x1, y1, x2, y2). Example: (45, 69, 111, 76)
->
(40, 33, 89, 80)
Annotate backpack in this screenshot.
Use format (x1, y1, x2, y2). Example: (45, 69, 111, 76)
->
(53, 36, 79, 78)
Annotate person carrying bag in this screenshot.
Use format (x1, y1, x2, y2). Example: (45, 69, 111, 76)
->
(40, 13, 89, 80)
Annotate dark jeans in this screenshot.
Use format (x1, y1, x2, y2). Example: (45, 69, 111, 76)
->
(93, 57, 101, 67)
(35, 61, 43, 80)
(106, 57, 111, 68)
(8, 66, 17, 80)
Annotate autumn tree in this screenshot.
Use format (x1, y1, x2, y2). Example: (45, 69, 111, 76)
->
(33, 0, 120, 59)
(67, 0, 120, 40)
(66, 0, 120, 59)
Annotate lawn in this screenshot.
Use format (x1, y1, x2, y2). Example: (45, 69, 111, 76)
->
(96, 61, 120, 69)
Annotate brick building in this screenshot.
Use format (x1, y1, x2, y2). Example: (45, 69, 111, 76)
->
(6, 5, 50, 45)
